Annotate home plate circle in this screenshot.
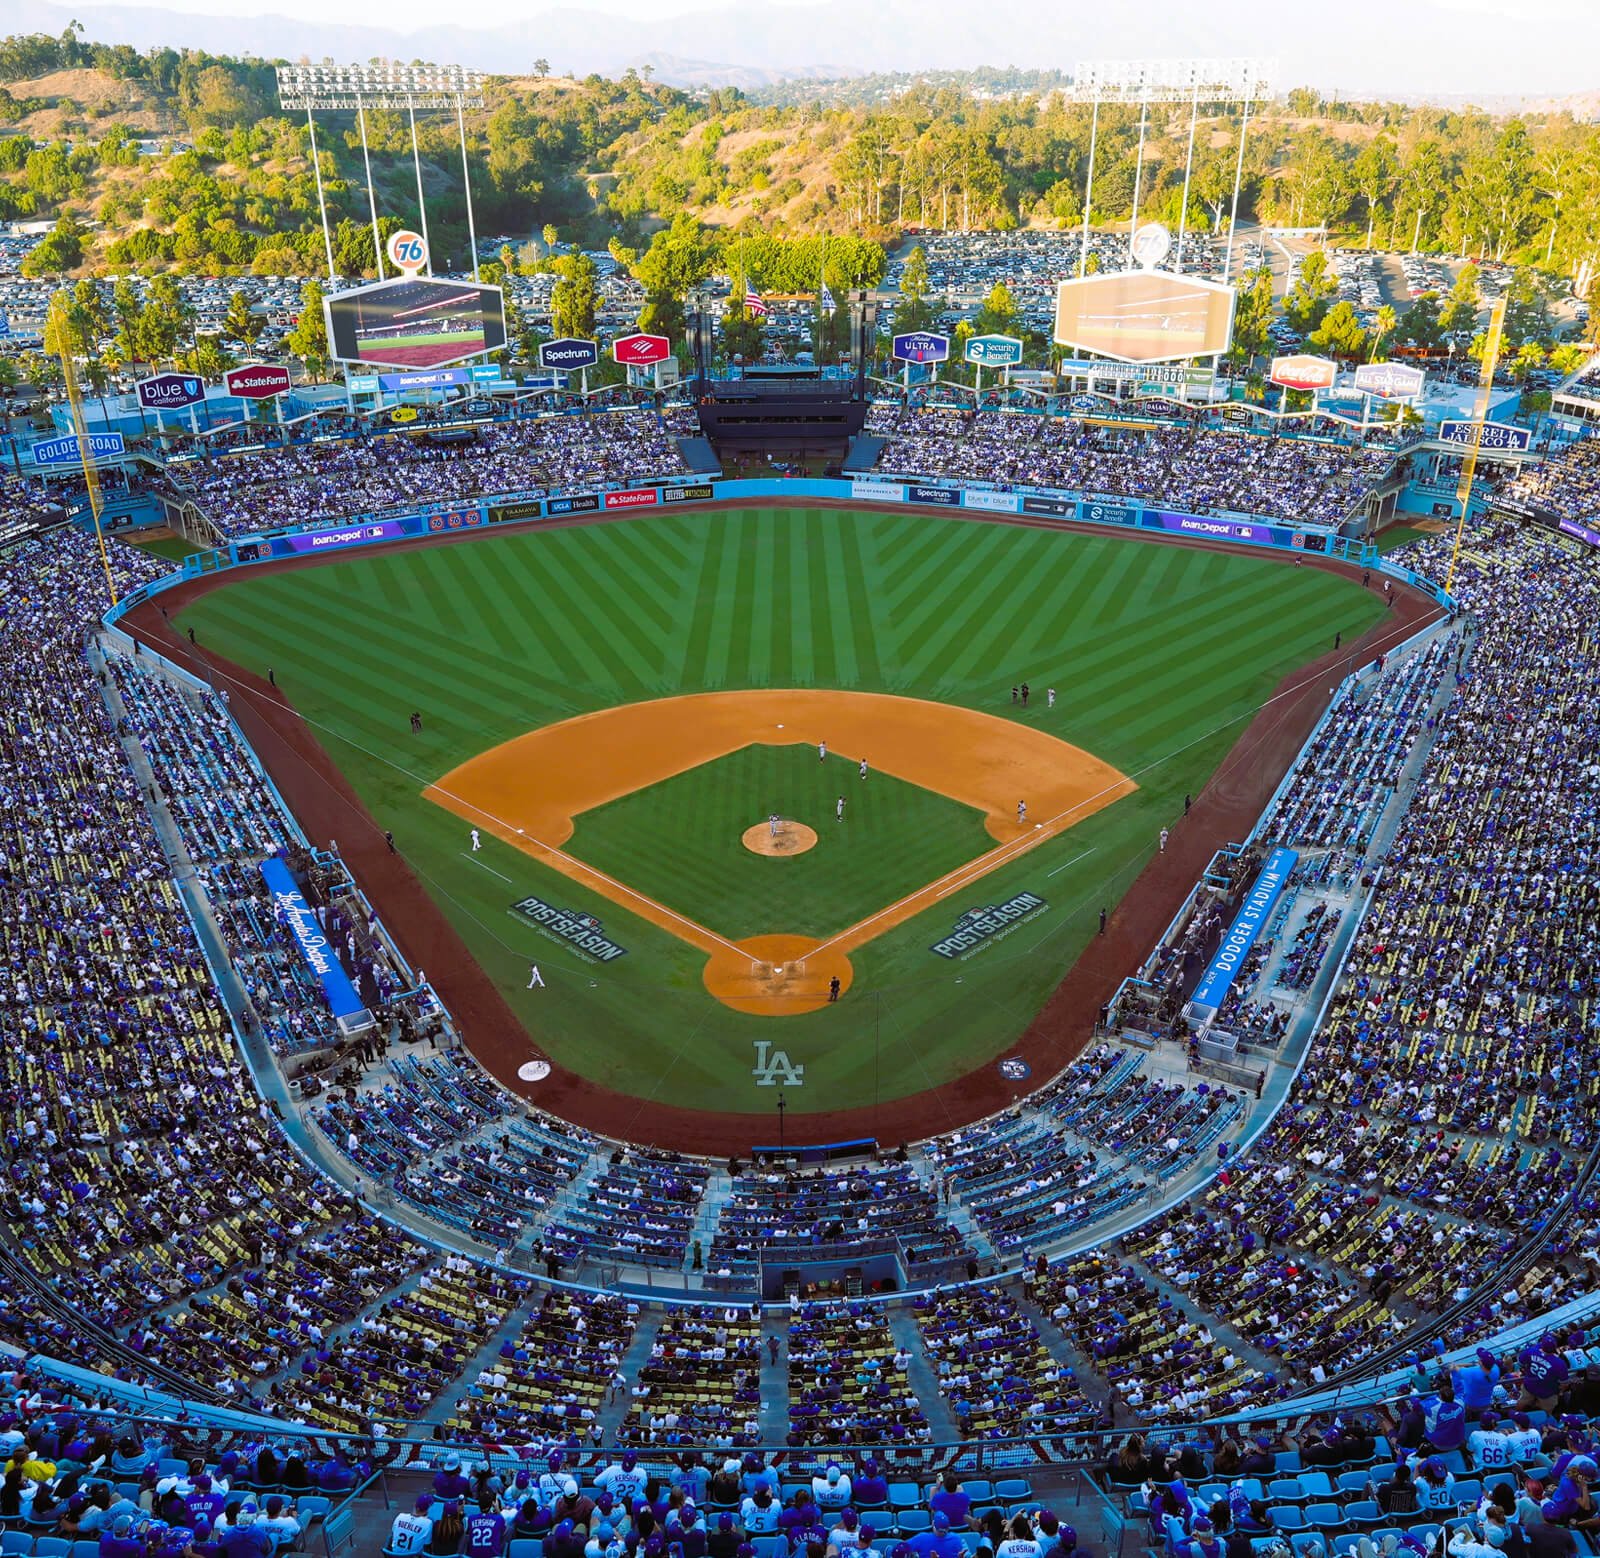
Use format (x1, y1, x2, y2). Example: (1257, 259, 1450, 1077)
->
(518, 1059, 551, 1082)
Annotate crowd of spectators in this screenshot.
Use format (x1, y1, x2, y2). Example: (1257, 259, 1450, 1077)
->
(164, 411, 691, 539)
(1499, 436, 1600, 523)
(863, 408, 1394, 525)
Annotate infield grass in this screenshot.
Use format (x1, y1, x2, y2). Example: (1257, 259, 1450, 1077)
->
(172, 506, 1386, 1115)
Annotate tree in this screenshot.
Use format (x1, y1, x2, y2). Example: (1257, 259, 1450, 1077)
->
(973, 281, 1018, 338)
(1230, 266, 1275, 362)
(20, 214, 85, 277)
(549, 251, 599, 340)
(1309, 300, 1368, 360)
(720, 304, 764, 363)
(1283, 250, 1337, 334)
(1397, 292, 1445, 352)
(1439, 265, 1480, 338)
(533, 58, 550, 78)
(224, 290, 263, 346)
(285, 279, 329, 379)
(1506, 341, 1546, 381)
(896, 243, 937, 333)
(1369, 304, 1397, 361)
(1351, 136, 1398, 248)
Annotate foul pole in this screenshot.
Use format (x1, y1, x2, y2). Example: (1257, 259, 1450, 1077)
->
(1446, 295, 1507, 596)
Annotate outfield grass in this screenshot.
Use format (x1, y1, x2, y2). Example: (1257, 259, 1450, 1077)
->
(175, 507, 1385, 1115)
(568, 743, 991, 940)
(133, 534, 205, 565)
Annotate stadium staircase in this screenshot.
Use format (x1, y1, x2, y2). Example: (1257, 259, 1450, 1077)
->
(682, 1170, 734, 1275)
(886, 1309, 961, 1442)
(538, 1144, 624, 1260)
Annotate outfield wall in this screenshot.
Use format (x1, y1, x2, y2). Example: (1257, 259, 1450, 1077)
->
(102, 474, 1457, 624)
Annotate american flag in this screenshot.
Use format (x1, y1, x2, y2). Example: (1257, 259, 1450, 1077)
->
(743, 287, 768, 316)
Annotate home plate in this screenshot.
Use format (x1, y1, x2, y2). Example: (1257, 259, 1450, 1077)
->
(518, 1059, 551, 1082)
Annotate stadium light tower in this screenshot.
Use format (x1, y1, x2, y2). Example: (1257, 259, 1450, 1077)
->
(1063, 58, 1276, 281)
(276, 63, 488, 284)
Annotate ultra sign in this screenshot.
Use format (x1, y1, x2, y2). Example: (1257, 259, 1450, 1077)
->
(892, 331, 950, 364)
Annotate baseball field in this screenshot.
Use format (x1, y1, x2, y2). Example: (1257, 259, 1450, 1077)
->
(170, 505, 1386, 1126)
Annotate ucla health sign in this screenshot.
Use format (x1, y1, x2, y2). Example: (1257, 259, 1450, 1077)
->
(259, 856, 366, 1019)
(31, 431, 126, 468)
(1191, 847, 1300, 1013)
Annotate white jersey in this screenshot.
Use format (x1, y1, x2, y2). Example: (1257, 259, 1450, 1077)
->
(389, 1514, 432, 1556)
(1469, 1430, 1512, 1468)
(1505, 1428, 1543, 1462)
(597, 1466, 646, 1506)
(1418, 1477, 1457, 1511)
(813, 1476, 852, 1509)
(741, 1503, 780, 1535)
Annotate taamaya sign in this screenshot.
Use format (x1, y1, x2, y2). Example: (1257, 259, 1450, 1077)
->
(1438, 419, 1532, 454)
(224, 364, 292, 400)
(540, 337, 600, 371)
(1268, 354, 1338, 392)
(892, 331, 950, 364)
(964, 333, 1024, 367)
(612, 332, 671, 367)
(1354, 360, 1426, 399)
(136, 371, 205, 411)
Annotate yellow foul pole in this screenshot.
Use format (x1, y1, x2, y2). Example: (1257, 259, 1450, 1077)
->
(46, 290, 119, 609)
(1446, 295, 1507, 598)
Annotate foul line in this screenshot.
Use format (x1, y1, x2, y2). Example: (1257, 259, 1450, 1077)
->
(1047, 846, 1098, 879)
(461, 852, 513, 884)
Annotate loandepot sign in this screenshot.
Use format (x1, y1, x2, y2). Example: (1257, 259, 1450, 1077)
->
(511, 895, 628, 962)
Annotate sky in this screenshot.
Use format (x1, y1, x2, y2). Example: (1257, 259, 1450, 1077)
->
(44, 0, 1600, 98)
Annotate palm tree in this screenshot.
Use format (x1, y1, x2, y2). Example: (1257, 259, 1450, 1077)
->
(1369, 304, 1397, 362)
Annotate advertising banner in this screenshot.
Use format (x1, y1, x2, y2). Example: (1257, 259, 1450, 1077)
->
(1059, 359, 1214, 386)
(259, 857, 366, 1019)
(347, 375, 380, 395)
(137, 372, 206, 411)
(1353, 360, 1426, 399)
(539, 338, 600, 371)
(962, 489, 1021, 513)
(612, 333, 671, 367)
(275, 519, 410, 555)
(1151, 511, 1277, 545)
(963, 334, 1024, 367)
(1558, 517, 1600, 550)
(30, 431, 126, 468)
(1437, 419, 1532, 453)
(547, 494, 601, 515)
(324, 275, 506, 370)
(603, 488, 659, 509)
(850, 480, 904, 503)
(224, 364, 292, 400)
(490, 499, 545, 523)
(1021, 496, 1075, 518)
(378, 367, 470, 391)
(662, 484, 715, 503)
(907, 483, 960, 506)
(891, 331, 950, 364)
(1079, 499, 1139, 526)
(1054, 271, 1236, 364)
(1268, 354, 1338, 392)
(424, 508, 485, 533)
(1191, 846, 1300, 1012)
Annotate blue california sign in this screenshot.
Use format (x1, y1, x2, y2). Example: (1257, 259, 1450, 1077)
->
(892, 331, 950, 364)
(136, 372, 205, 411)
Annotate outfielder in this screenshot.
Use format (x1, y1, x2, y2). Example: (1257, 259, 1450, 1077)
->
(818, 740, 827, 761)
(470, 828, 481, 852)
(859, 757, 868, 780)
(836, 796, 846, 821)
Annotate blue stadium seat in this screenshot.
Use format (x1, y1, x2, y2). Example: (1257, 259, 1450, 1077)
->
(1, 1536, 32, 1557)
(1337, 1472, 1373, 1498)
(1305, 1503, 1347, 1535)
(1344, 1502, 1382, 1528)
(898, 1513, 932, 1535)
(993, 1480, 1031, 1503)
(1276, 1452, 1304, 1475)
(1272, 1507, 1309, 1533)
(888, 1486, 921, 1511)
(1269, 1480, 1306, 1505)
(34, 1540, 71, 1558)
(1299, 1474, 1335, 1500)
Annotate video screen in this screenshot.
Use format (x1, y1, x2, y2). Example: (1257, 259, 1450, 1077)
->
(324, 276, 507, 370)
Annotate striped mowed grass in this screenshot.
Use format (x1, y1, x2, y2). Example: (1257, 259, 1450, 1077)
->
(174, 507, 1383, 1114)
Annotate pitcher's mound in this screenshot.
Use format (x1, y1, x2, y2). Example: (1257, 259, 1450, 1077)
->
(742, 819, 818, 857)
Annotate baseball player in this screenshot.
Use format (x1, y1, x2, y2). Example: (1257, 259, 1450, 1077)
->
(836, 796, 846, 822)
(1047, 688, 1056, 710)
(1017, 800, 1027, 824)
(1159, 827, 1169, 853)
(470, 828, 481, 852)
(769, 813, 780, 839)
(818, 740, 827, 762)
(527, 963, 545, 989)
(859, 757, 868, 780)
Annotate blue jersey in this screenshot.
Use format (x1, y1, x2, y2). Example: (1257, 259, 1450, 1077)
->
(467, 1515, 507, 1558)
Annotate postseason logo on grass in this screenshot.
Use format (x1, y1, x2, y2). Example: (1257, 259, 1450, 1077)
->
(931, 891, 1047, 959)
(511, 895, 629, 962)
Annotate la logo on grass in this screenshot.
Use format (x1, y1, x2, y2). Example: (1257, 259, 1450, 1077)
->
(752, 1041, 804, 1086)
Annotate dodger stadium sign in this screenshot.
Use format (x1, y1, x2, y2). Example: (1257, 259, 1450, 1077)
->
(931, 891, 1047, 958)
(512, 895, 628, 961)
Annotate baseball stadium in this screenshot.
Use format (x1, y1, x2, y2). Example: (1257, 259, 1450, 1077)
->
(3, 35, 1600, 1558)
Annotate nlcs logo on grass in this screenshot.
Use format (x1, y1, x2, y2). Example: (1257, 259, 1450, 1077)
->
(752, 1041, 804, 1087)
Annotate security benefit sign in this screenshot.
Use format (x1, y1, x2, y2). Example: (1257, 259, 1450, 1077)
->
(511, 894, 628, 962)
(931, 891, 1048, 959)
